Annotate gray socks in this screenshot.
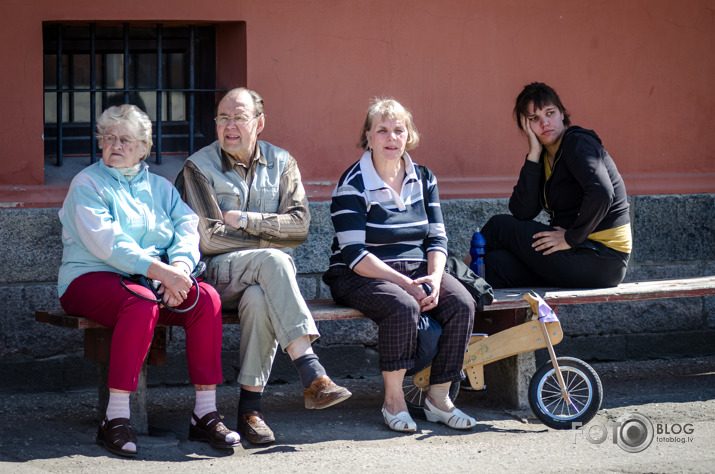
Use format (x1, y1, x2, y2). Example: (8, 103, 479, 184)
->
(293, 353, 327, 389)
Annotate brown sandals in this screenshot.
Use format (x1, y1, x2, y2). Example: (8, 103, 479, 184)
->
(96, 412, 239, 456)
(96, 417, 138, 457)
(188, 411, 241, 450)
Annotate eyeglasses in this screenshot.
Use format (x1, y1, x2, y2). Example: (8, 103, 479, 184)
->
(214, 114, 261, 126)
(100, 135, 138, 147)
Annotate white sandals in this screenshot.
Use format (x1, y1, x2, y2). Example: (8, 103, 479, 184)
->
(382, 406, 417, 433)
(423, 398, 476, 430)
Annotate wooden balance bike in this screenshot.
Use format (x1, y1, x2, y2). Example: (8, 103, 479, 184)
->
(404, 292, 603, 429)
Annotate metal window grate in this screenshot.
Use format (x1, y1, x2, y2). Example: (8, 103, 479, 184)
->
(44, 23, 223, 166)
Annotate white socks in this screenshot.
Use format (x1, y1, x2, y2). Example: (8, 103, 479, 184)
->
(193, 390, 240, 444)
(106, 392, 135, 452)
(108, 390, 219, 422)
(193, 389, 218, 421)
(428, 382, 455, 412)
(106, 392, 130, 420)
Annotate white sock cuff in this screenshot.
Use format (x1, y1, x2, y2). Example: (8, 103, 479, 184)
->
(194, 389, 217, 419)
(106, 392, 131, 421)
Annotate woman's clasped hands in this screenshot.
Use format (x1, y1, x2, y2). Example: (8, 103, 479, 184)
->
(147, 261, 194, 307)
(402, 275, 441, 312)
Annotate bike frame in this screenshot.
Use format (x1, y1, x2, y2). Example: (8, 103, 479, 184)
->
(411, 292, 572, 408)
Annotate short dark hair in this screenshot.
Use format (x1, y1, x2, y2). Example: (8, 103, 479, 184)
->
(514, 82, 571, 131)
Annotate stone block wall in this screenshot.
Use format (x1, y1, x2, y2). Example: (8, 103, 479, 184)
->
(0, 193, 713, 391)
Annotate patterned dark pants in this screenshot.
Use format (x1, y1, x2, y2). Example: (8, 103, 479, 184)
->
(323, 261, 475, 384)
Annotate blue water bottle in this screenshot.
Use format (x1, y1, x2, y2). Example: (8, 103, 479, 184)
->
(469, 229, 486, 278)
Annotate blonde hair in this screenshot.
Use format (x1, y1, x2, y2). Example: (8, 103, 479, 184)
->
(358, 98, 420, 151)
(96, 104, 153, 160)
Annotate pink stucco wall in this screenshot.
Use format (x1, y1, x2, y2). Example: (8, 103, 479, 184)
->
(1, 0, 713, 204)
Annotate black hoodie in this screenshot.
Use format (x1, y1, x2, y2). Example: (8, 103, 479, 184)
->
(509, 126, 630, 249)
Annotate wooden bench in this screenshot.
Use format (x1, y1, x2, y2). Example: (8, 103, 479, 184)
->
(35, 275, 715, 434)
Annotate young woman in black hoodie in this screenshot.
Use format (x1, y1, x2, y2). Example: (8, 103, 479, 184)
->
(481, 82, 631, 288)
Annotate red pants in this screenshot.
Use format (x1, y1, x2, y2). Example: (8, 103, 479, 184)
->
(60, 272, 224, 391)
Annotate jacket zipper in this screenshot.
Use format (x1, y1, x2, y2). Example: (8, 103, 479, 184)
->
(542, 148, 562, 216)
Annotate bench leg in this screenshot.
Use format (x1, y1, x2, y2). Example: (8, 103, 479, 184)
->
(97, 360, 150, 435)
(474, 307, 534, 409)
(483, 352, 534, 410)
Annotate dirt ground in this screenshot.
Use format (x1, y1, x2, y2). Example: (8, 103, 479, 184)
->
(1, 356, 714, 473)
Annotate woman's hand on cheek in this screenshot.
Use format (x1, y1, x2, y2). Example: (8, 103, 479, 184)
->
(522, 116, 542, 163)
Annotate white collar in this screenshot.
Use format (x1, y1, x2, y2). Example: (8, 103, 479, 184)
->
(358, 150, 417, 191)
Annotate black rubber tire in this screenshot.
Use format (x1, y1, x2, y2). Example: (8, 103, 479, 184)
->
(528, 356, 603, 430)
(403, 375, 460, 420)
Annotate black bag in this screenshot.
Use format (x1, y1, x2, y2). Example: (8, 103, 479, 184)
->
(418, 165, 494, 312)
(444, 253, 494, 312)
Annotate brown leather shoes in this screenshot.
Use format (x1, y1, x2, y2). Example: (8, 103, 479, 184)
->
(304, 375, 352, 409)
(188, 411, 241, 450)
(96, 416, 137, 458)
(237, 411, 276, 444)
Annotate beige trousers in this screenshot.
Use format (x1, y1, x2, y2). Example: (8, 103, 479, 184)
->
(204, 248, 319, 387)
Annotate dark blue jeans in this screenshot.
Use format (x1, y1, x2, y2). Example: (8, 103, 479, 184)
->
(481, 214, 629, 289)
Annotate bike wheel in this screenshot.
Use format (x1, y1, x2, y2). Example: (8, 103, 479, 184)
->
(528, 357, 603, 430)
(403, 375, 460, 419)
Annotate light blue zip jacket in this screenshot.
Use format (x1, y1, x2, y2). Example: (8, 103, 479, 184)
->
(58, 160, 200, 297)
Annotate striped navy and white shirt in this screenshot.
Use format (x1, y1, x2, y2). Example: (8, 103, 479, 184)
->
(328, 151, 448, 269)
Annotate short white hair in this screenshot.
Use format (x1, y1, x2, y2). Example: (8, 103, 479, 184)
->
(96, 104, 153, 160)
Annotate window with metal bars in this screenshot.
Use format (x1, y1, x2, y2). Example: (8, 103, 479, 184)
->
(43, 23, 222, 165)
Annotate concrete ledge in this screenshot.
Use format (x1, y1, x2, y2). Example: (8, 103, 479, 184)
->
(546, 334, 629, 362)
(536, 328, 715, 366)
(557, 297, 706, 336)
(626, 329, 715, 359)
(632, 194, 715, 263)
(1, 193, 714, 392)
(0, 354, 97, 392)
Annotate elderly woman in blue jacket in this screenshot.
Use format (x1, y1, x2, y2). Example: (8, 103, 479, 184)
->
(58, 105, 239, 457)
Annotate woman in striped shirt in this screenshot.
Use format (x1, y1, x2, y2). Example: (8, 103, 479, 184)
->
(323, 98, 476, 433)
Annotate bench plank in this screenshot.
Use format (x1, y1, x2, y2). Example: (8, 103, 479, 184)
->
(36, 276, 715, 328)
(489, 276, 715, 310)
(35, 309, 107, 329)
(307, 299, 367, 321)
(309, 276, 715, 317)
